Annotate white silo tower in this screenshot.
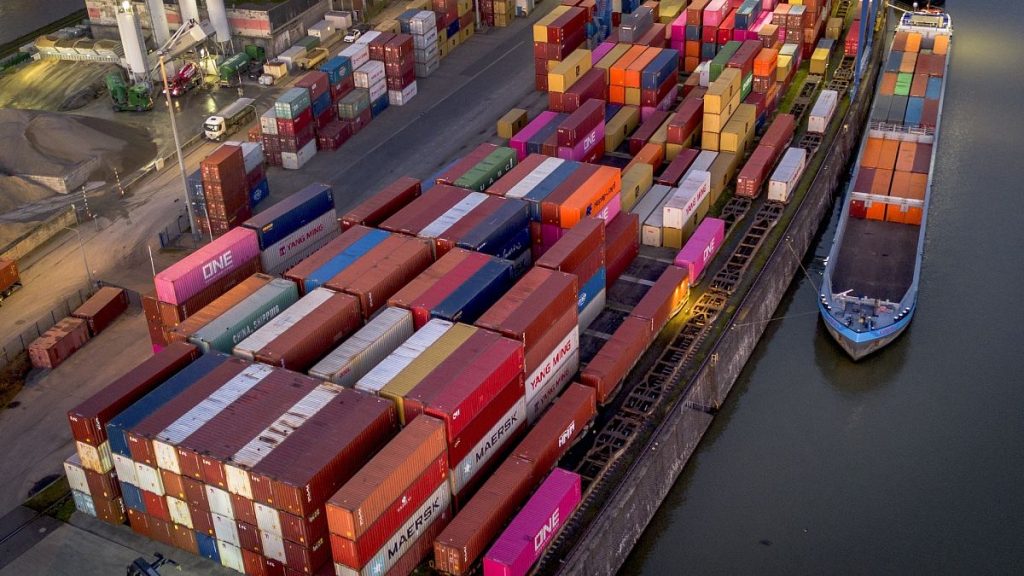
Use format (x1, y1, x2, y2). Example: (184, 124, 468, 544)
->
(146, 0, 171, 47)
(206, 0, 232, 44)
(179, 0, 201, 24)
(116, 1, 149, 80)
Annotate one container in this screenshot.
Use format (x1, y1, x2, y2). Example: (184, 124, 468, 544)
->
(154, 227, 261, 306)
(309, 307, 415, 386)
(482, 468, 582, 576)
(674, 217, 725, 283)
(71, 286, 129, 336)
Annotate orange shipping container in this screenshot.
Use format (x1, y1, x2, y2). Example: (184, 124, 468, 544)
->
(625, 142, 664, 174)
(908, 173, 928, 200)
(866, 200, 886, 221)
(899, 51, 917, 74)
(877, 139, 900, 171)
(880, 72, 898, 96)
(895, 141, 917, 173)
(872, 169, 894, 196)
(905, 32, 922, 53)
(625, 48, 660, 88)
(890, 170, 913, 199)
(609, 84, 626, 104)
(555, 166, 622, 228)
(685, 42, 700, 58)
(610, 45, 648, 86)
(861, 137, 883, 169)
(934, 34, 949, 55)
(753, 48, 779, 77)
(885, 204, 907, 224)
(910, 73, 929, 97)
(905, 206, 923, 225)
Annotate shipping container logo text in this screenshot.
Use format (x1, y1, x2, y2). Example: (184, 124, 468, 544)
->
(202, 251, 234, 281)
(534, 508, 561, 553)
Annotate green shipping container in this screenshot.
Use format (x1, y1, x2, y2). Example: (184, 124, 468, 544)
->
(244, 44, 266, 62)
(709, 41, 741, 83)
(741, 72, 753, 100)
(337, 88, 371, 119)
(296, 36, 321, 50)
(189, 279, 299, 353)
(454, 147, 518, 192)
(894, 72, 913, 96)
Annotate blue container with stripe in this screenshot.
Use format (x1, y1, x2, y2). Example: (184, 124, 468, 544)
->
(320, 56, 353, 84)
(312, 91, 333, 117)
(196, 532, 220, 563)
(926, 77, 942, 100)
(433, 258, 515, 324)
(577, 267, 606, 312)
(640, 49, 679, 90)
(121, 481, 145, 512)
(904, 97, 924, 125)
(371, 93, 389, 117)
(447, 19, 461, 39)
(242, 183, 334, 250)
(105, 353, 230, 458)
(457, 199, 531, 257)
(425, 160, 461, 192)
(304, 229, 391, 293)
(249, 178, 269, 208)
(523, 161, 580, 221)
(685, 25, 701, 42)
(526, 114, 566, 156)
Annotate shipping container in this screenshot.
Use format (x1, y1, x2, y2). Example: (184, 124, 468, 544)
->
(242, 183, 335, 247)
(166, 274, 275, 347)
(808, 89, 838, 134)
(323, 235, 434, 320)
(154, 228, 261, 306)
(309, 307, 415, 386)
(523, 326, 579, 424)
(28, 316, 90, 369)
(284, 226, 391, 294)
(341, 177, 422, 230)
(71, 287, 128, 336)
(535, 218, 605, 283)
(767, 147, 807, 203)
(673, 217, 726, 283)
(446, 386, 527, 499)
(630, 265, 689, 334)
(234, 288, 362, 371)
(355, 319, 456, 395)
(605, 212, 640, 288)
(483, 468, 581, 576)
(580, 315, 651, 403)
(187, 278, 298, 354)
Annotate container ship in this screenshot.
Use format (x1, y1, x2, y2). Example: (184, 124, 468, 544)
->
(819, 7, 951, 360)
(58, 1, 886, 576)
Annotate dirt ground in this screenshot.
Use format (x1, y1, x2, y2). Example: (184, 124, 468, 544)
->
(0, 59, 118, 112)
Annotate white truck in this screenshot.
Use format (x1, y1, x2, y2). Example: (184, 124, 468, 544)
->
(204, 97, 256, 141)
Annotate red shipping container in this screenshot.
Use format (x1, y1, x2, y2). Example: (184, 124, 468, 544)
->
(295, 71, 330, 101)
(276, 107, 314, 138)
(735, 145, 775, 197)
(252, 291, 362, 371)
(434, 144, 498, 186)
(630, 110, 672, 155)
(238, 520, 263, 554)
(557, 99, 604, 148)
(548, 68, 607, 113)
(331, 75, 356, 102)
(67, 342, 198, 446)
(368, 32, 396, 60)
(323, 235, 434, 320)
(183, 476, 209, 513)
(280, 506, 330, 546)
(760, 113, 796, 151)
(71, 286, 128, 336)
(143, 489, 171, 522)
(630, 265, 689, 333)
(485, 154, 548, 197)
(28, 316, 90, 369)
(379, 185, 471, 236)
(149, 515, 175, 545)
(93, 494, 127, 525)
(580, 316, 652, 403)
(443, 368, 525, 467)
(727, 40, 763, 77)
(535, 217, 605, 281)
(201, 144, 245, 185)
(656, 148, 700, 186)
(515, 382, 595, 472)
(243, 550, 286, 576)
(604, 213, 640, 288)
(161, 469, 186, 500)
(84, 468, 118, 499)
(341, 177, 422, 230)
(385, 68, 416, 91)
(388, 249, 488, 329)
(283, 536, 330, 574)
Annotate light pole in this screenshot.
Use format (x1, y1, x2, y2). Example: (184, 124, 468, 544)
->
(63, 226, 94, 287)
(158, 52, 201, 241)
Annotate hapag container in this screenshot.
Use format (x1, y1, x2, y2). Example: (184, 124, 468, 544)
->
(630, 265, 689, 334)
(341, 177, 421, 230)
(540, 165, 621, 229)
(154, 228, 261, 306)
(326, 416, 447, 541)
(68, 342, 198, 462)
(242, 183, 335, 249)
(28, 317, 90, 369)
(187, 278, 298, 354)
(309, 307, 415, 386)
(167, 274, 275, 347)
(483, 468, 581, 576)
(284, 226, 391, 294)
(72, 287, 128, 336)
(235, 288, 362, 371)
(323, 235, 434, 320)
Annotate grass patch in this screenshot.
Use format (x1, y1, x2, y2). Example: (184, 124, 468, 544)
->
(25, 476, 75, 522)
(0, 351, 30, 410)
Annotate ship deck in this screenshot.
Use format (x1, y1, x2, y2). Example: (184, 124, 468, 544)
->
(831, 218, 919, 303)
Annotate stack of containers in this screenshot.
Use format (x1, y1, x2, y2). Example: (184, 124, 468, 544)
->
(533, 6, 588, 91)
(702, 67, 741, 151)
(340, 177, 422, 230)
(240, 183, 340, 274)
(507, 112, 567, 160)
(700, 0, 729, 62)
(733, 0, 763, 44)
(618, 5, 654, 44)
(605, 212, 640, 288)
(316, 56, 356, 151)
(354, 58, 388, 118)
(753, 46, 778, 94)
(548, 66, 606, 113)
(547, 47, 592, 95)
(661, 169, 712, 249)
(678, 0, 711, 72)
(274, 87, 317, 170)
(327, 416, 453, 576)
(433, 383, 596, 575)
(296, 71, 336, 139)
(144, 228, 262, 350)
(476, 267, 579, 424)
(735, 113, 795, 197)
(384, 34, 418, 106)
(536, 218, 606, 330)
(283, 226, 393, 294)
(538, 159, 621, 250)
(555, 98, 605, 162)
(401, 10, 439, 78)
(199, 144, 252, 237)
(211, 141, 268, 209)
(388, 249, 517, 329)
(309, 307, 415, 386)
(116, 354, 400, 574)
(718, 102, 758, 156)
(259, 110, 282, 167)
(65, 343, 201, 523)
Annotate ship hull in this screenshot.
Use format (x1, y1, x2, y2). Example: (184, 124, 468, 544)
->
(820, 301, 915, 361)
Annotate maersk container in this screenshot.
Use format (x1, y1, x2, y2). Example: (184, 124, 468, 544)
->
(483, 468, 582, 576)
(243, 183, 335, 249)
(354, 319, 454, 394)
(674, 217, 725, 283)
(189, 278, 299, 354)
(449, 396, 527, 497)
(309, 307, 415, 386)
(433, 258, 516, 325)
(154, 227, 260, 306)
(257, 210, 340, 274)
(104, 353, 230, 458)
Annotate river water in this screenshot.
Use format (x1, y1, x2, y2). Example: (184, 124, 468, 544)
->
(623, 1, 1024, 573)
(0, 0, 84, 46)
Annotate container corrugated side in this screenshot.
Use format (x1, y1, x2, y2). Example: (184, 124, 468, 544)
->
(258, 210, 340, 274)
(285, 226, 392, 294)
(448, 392, 526, 499)
(517, 382, 595, 474)
(355, 319, 454, 394)
(242, 183, 335, 250)
(168, 275, 275, 346)
(252, 290, 362, 372)
(341, 177, 422, 230)
(323, 235, 434, 320)
(190, 278, 299, 354)
(154, 227, 261, 306)
(232, 287, 336, 360)
(309, 307, 415, 386)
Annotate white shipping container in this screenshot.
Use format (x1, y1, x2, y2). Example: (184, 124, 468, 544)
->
(524, 327, 579, 404)
(281, 139, 317, 170)
(768, 147, 808, 203)
(355, 319, 454, 394)
(631, 184, 674, 223)
(255, 502, 283, 537)
(663, 170, 711, 229)
(368, 80, 387, 102)
(415, 59, 439, 78)
(73, 490, 96, 517)
(241, 142, 264, 173)
(310, 307, 415, 386)
(112, 452, 138, 487)
(506, 158, 565, 199)
(75, 439, 112, 474)
(420, 192, 489, 238)
(692, 150, 718, 173)
(168, 496, 193, 528)
(642, 196, 671, 247)
(579, 288, 606, 330)
(325, 10, 353, 30)
(308, 20, 336, 39)
(698, 61, 711, 87)
(278, 46, 307, 71)
(339, 43, 369, 70)
(235, 289, 335, 359)
(412, 28, 438, 49)
(526, 348, 580, 424)
(355, 30, 381, 45)
(449, 398, 527, 495)
(217, 540, 245, 572)
(260, 528, 287, 562)
(134, 462, 164, 495)
(258, 210, 340, 274)
(808, 89, 838, 134)
(64, 453, 90, 495)
(410, 11, 437, 35)
(388, 81, 418, 106)
(354, 61, 386, 88)
(260, 109, 279, 135)
(414, 45, 439, 64)
(208, 487, 236, 520)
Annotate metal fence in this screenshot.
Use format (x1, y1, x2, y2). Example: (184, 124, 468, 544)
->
(0, 283, 95, 369)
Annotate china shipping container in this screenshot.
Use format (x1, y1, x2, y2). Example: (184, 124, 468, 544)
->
(71, 286, 129, 336)
(165, 274, 275, 346)
(186, 278, 298, 354)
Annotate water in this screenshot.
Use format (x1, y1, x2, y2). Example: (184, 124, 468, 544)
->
(623, 1, 1024, 574)
(0, 0, 84, 46)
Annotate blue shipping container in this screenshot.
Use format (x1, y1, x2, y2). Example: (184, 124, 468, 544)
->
(641, 49, 679, 90)
(926, 77, 942, 100)
(605, 103, 623, 122)
(121, 481, 145, 512)
(447, 19, 461, 39)
(105, 353, 230, 457)
(701, 42, 717, 61)
(510, 247, 533, 278)
(320, 56, 353, 84)
(424, 160, 461, 193)
(685, 25, 701, 42)
(578, 267, 607, 312)
(523, 161, 581, 221)
(735, 0, 761, 30)
(885, 51, 902, 72)
(249, 177, 269, 208)
(312, 91, 333, 117)
(242, 183, 334, 250)
(526, 114, 567, 156)
(904, 96, 924, 126)
(491, 226, 532, 262)
(305, 228, 391, 293)
(458, 199, 531, 256)
(433, 258, 515, 324)
(371, 93, 389, 117)
(196, 532, 220, 562)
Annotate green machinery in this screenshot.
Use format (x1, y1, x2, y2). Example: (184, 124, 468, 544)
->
(105, 72, 153, 112)
(217, 52, 251, 86)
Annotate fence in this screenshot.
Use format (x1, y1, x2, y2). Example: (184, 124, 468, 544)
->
(0, 283, 96, 369)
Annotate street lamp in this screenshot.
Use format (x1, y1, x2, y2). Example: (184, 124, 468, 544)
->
(63, 226, 94, 287)
(158, 52, 200, 241)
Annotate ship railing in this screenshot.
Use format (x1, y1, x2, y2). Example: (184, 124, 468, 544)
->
(850, 191, 925, 208)
(833, 291, 902, 311)
(868, 121, 935, 142)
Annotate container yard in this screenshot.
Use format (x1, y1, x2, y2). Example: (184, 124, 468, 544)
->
(0, 0, 900, 573)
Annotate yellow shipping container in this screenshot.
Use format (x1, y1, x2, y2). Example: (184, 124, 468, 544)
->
(497, 108, 529, 140)
(595, 44, 631, 83)
(625, 87, 641, 106)
(658, 0, 684, 23)
(606, 105, 641, 152)
(718, 68, 742, 95)
(702, 130, 720, 151)
(461, 24, 474, 42)
(548, 48, 593, 93)
(826, 17, 843, 40)
(458, 0, 473, 15)
(810, 48, 829, 75)
(704, 93, 739, 132)
(776, 55, 792, 82)
(720, 116, 753, 156)
(621, 164, 654, 211)
(734, 103, 757, 124)
(663, 227, 683, 250)
(789, 0, 804, 4)
(533, 6, 571, 42)
(708, 152, 740, 204)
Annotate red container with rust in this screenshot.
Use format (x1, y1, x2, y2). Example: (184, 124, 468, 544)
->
(580, 316, 653, 403)
(28, 316, 90, 369)
(514, 382, 596, 473)
(379, 185, 472, 236)
(557, 99, 604, 148)
(252, 291, 362, 371)
(323, 235, 434, 320)
(656, 148, 700, 187)
(71, 286, 129, 336)
(341, 177, 422, 230)
(667, 97, 703, 145)
(605, 213, 640, 288)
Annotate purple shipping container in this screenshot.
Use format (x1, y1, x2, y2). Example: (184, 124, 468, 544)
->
(154, 228, 261, 305)
(510, 112, 559, 162)
(673, 217, 725, 283)
(556, 121, 605, 162)
(591, 42, 615, 64)
(483, 468, 581, 576)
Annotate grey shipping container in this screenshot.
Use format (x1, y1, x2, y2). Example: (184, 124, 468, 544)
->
(309, 307, 415, 387)
(189, 279, 299, 354)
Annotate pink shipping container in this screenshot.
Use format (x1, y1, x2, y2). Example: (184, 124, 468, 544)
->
(674, 217, 726, 283)
(703, 0, 729, 27)
(482, 468, 582, 576)
(510, 112, 559, 161)
(154, 227, 261, 305)
(556, 121, 605, 162)
(591, 42, 614, 64)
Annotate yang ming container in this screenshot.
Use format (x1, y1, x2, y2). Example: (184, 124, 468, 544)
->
(242, 183, 335, 249)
